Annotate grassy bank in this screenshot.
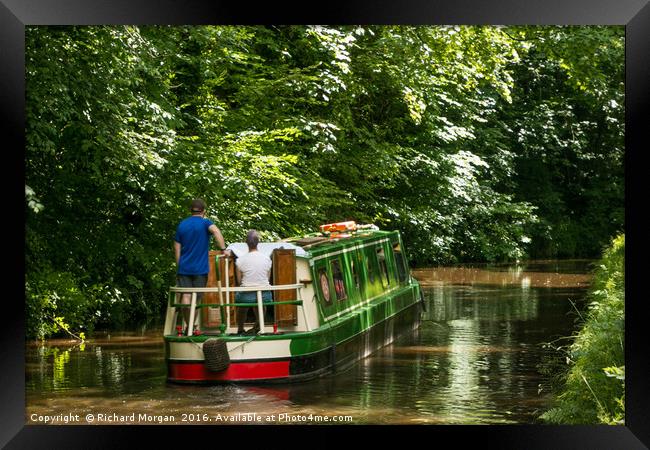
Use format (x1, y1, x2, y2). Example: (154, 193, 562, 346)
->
(540, 234, 625, 424)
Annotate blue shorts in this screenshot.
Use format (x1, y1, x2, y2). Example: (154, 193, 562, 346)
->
(235, 290, 273, 304)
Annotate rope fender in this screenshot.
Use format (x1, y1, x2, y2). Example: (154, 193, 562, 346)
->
(202, 338, 231, 372)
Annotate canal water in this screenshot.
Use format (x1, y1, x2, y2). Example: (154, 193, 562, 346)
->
(26, 260, 594, 425)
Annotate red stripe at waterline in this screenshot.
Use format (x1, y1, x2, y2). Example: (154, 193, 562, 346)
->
(168, 360, 290, 381)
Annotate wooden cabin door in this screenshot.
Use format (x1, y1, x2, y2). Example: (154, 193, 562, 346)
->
(272, 248, 297, 327)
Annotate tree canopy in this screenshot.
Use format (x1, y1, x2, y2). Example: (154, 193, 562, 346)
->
(25, 25, 624, 338)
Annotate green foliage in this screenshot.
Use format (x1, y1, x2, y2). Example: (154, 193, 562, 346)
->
(540, 234, 625, 424)
(502, 26, 624, 258)
(25, 25, 624, 338)
(25, 268, 129, 340)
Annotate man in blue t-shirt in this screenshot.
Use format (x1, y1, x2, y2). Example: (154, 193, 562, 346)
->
(174, 198, 228, 334)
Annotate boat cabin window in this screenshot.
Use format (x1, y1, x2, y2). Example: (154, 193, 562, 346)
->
(350, 254, 361, 292)
(366, 254, 375, 284)
(376, 247, 390, 288)
(393, 243, 407, 283)
(331, 259, 347, 301)
(317, 267, 332, 306)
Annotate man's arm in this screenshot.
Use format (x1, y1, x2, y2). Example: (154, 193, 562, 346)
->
(174, 241, 181, 265)
(208, 224, 226, 250)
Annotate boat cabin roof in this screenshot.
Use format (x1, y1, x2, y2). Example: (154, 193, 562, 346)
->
(286, 229, 399, 258)
(226, 227, 400, 261)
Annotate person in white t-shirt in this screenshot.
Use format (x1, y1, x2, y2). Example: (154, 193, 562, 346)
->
(235, 229, 272, 334)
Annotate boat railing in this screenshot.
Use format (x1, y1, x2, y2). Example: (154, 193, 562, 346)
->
(165, 283, 309, 337)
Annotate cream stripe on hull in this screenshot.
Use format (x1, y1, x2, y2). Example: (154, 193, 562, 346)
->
(169, 339, 292, 361)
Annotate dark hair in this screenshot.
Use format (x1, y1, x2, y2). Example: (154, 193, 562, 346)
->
(246, 229, 259, 250)
(190, 198, 206, 213)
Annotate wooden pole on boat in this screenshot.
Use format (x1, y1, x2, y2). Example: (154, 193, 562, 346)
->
(299, 287, 311, 331)
(217, 278, 225, 333)
(187, 292, 197, 336)
(216, 254, 226, 334)
(256, 290, 265, 334)
(225, 255, 231, 333)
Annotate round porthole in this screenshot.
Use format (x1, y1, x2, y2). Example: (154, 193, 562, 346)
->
(320, 272, 331, 304)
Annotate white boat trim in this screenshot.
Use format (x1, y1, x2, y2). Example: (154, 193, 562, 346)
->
(168, 339, 292, 361)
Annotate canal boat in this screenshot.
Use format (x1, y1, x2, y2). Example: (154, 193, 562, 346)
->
(164, 222, 424, 383)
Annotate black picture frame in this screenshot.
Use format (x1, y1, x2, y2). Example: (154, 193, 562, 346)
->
(3, 0, 648, 448)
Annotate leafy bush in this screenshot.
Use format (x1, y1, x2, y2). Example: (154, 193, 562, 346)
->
(540, 234, 625, 424)
(25, 268, 130, 340)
